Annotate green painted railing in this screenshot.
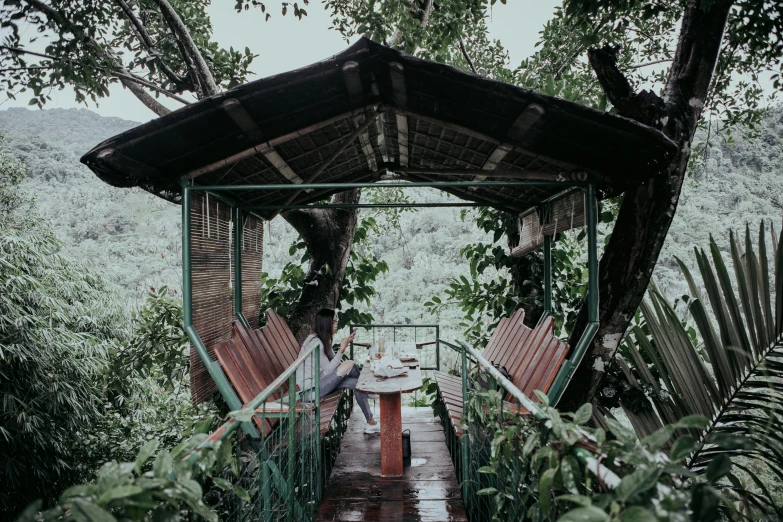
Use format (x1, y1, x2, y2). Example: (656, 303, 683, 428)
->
(435, 339, 620, 522)
(184, 339, 352, 521)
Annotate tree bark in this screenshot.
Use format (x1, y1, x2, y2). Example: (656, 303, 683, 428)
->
(559, 0, 734, 411)
(281, 189, 362, 342)
(151, 0, 219, 98)
(118, 75, 172, 116)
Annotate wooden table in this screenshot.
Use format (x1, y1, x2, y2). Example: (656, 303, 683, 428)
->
(356, 361, 423, 477)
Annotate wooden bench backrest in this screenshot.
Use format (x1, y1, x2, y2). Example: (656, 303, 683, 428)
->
(214, 310, 302, 434)
(482, 311, 569, 399)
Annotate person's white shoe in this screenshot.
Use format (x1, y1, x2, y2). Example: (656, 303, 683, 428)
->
(363, 421, 380, 434)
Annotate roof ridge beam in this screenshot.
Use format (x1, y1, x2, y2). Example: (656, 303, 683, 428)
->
(219, 99, 305, 187)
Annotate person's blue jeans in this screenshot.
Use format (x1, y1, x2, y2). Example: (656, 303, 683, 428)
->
(319, 364, 373, 420)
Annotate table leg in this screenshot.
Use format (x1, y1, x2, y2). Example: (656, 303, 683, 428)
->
(379, 393, 403, 477)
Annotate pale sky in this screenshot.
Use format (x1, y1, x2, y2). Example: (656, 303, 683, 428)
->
(0, 0, 560, 122)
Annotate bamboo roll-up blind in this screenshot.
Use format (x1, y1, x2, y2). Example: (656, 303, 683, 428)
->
(512, 210, 543, 257)
(543, 190, 586, 236)
(511, 190, 587, 258)
(238, 213, 264, 328)
(190, 193, 234, 404)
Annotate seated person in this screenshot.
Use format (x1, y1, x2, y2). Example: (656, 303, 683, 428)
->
(296, 308, 380, 434)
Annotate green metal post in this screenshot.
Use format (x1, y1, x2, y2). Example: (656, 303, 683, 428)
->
(263, 461, 272, 522)
(182, 180, 193, 328)
(586, 184, 599, 323)
(287, 373, 296, 522)
(233, 207, 248, 327)
(460, 342, 470, 503)
(435, 326, 440, 371)
(315, 344, 322, 501)
(547, 184, 600, 405)
(543, 234, 553, 316)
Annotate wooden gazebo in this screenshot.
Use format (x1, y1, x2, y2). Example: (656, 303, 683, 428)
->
(81, 37, 676, 521)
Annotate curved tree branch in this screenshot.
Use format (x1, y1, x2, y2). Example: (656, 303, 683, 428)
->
(114, 0, 189, 90)
(587, 45, 666, 124)
(150, 0, 219, 98)
(113, 70, 190, 105)
(118, 75, 172, 116)
(458, 36, 478, 74)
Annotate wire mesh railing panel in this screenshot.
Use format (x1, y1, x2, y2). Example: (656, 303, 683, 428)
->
(429, 340, 621, 522)
(461, 362, 547, 522)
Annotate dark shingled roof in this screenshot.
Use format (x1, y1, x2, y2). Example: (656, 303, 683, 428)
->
(80, 37, 676, 216)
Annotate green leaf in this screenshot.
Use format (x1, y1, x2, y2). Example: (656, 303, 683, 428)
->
(556, 494, 592, 507)
(573, 403, 592, 425)
(135, 440, 160, 474)
(539, 467, 557, 514)
(556, 506, 609, 522)
(476, 487, 498, 495)
(97, 485, 144, 505)
(230, 408, 255, 423)
(605, 418, 636, 445)
(212, 477, 233, 490)
(234, 485, 251, 502)
(641, 425, 674, 450)
(673, 414, 709, 429)
(477, 466, 496, 474)
(669, 435, 697, 462)
(152, 451, 173, 479)
(705, 454, 732, 484)
(618, 506, 656, 522)
(70, 499, 118, 522)
(615, 467, 661, 502)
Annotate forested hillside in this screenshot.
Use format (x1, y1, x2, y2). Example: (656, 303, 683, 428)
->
(1, 106, 781, 328)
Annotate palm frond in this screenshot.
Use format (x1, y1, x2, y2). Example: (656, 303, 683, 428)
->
(614, 220, 783, 513)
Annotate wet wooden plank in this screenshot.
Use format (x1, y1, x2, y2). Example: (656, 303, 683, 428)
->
(317, 499, 468, 521)
(317, 406, 466, 522)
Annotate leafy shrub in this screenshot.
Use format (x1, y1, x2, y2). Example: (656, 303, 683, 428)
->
(15, 421, 240, 522)
(0, 188, 129, 514)
(463, 387, 770, 521)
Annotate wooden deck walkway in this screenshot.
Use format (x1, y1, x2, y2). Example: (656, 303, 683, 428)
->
(317, 405, 468, 521)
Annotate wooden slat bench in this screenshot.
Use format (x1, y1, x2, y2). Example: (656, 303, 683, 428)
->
(434, 310, 569, 437)
(213, 309, 346, 436)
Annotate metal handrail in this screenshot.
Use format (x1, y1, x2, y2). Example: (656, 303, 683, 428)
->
(459, 341, 621, 488)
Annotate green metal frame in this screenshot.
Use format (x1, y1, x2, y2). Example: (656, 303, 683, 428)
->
(348, 323, 441, 370)
(233, 206, 251, 328)
(189, 180, 588, 192)
(181, 176, 600, 520)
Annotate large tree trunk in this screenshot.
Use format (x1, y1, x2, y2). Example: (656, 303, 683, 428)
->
(281, 189, 362, 342)
(559, 0, 733, 411)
